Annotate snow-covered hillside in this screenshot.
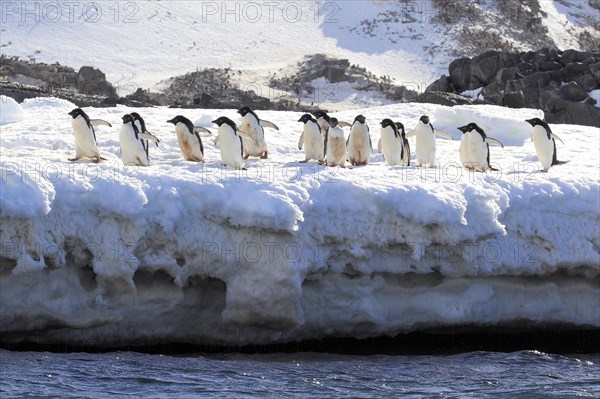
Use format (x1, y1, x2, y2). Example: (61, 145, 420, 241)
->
(0, 97, 598, 346)
(2, 1, 598, 104)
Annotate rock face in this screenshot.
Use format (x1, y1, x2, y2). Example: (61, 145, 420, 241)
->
(426, 48, 600, 127)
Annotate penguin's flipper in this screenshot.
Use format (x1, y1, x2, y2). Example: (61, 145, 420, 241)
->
(485, 137, 504, 148)
(144, 131, 161, 144)
(260, 120, 280, 130)
(338, 121, 353, 128)
(236, 130, 257, 142)
(90, 119, 112, 128)
(434, 130, 453, 140)
(377, 139, 382, 153)
(194, 127, 212, 135)
(405, 130, 417, 138)
(214, 136, 220, 146)
(551, 134, 565, 145)
(139, 133, 160, 143)
(298, 132, 304, 150)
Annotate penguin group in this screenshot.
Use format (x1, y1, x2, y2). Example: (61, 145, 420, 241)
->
(68, 107, 567, 173)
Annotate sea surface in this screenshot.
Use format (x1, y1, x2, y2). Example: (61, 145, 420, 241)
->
(1, 350, 598, 398)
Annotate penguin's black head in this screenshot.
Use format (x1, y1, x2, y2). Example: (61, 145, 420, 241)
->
(68, 108, 85, 119)
(329, 118, 339, 128)
(419, 115, 430, 125)
(525, 118, 547, 128)
(122, 114, 134, 124)
(130, 112, 142, 121)
(395, 122, 405, 133)
(298, 114, 315, 124)
(167, 115, 188, 125)
(354, 115, 367, 124)
(212, 116, 237, 131)
(380, 119, 395, 128)
(237, 106, 257, 119)
(312, 111, 330, 122)
(458, 123, 478, 133)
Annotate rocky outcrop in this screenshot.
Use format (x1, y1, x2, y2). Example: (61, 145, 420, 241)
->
(426, 48, 600, 127)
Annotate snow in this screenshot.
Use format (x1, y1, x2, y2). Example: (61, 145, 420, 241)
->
(589, 90, 600, 108)
(0, 97, 598, 346)
(0, 96, 25, 125)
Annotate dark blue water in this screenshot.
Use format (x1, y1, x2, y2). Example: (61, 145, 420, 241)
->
(1, 350, 598, 398)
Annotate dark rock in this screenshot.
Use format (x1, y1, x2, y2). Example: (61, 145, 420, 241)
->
(544, 94, 600, 127)
(501, 91, 526, 108)
(590, 62, 600, 83)
(535, 61, 562, 72)
(517, 72, 551, 89)
(416, 92, 474, 106)
(471, 53, 502, 86)
(576, 74, 599, 92)
(515, 61, 535, 76)
(584, 97, 597, 106)
(560, 49, 594, 65)
(548, 68, 566, 81)
(494, 67, 524, 84)
(563, 61, 592, 81)
(449, 57, 472, 91)
(77, 66, 117, 97)
(425, 75, 451, 93)
(558, 82, 589, 102)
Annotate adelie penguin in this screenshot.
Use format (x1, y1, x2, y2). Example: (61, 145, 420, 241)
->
(67, 108, 112, 163)
(346, 115, 372, 166)
(237, 106, 279, 160)
(406, 115, 452, 168)
(167, 115, 210, 162)
(212, 116, 255, 170)
(526, 118, 568, 172)
(312, 111, 352, 135)
(131, 112, 160, 159)
(297, 114, 325, 163)
(119, 114, 159, 166)
(324, 117, 347, 168)
(378, 119, 404, 166)
(457, 123, 504, 172)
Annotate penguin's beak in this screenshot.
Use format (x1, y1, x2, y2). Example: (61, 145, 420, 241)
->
(457, 126, 468, 133)
(525, 119, 534, 126)
(297, 117, 304, 123)
(166, 118, 175, 124)
(211, 119, 219, 125)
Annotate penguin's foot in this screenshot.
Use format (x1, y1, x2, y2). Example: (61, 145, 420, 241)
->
(93, 157, 101, 164)
(187, 157, 201, 162)
(260, 152, 268, 159)
(68, 156, 81, 162)
(299, 160, 309, 164)
(244, 154, 250, 160)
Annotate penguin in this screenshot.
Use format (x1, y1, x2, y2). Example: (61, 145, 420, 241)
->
(396, 122, 411, 166)
(379, 119, 404, 166)
(324, 118, 346, 168)
(119, 114, 158, 166)
(67, 108, 112, 163)
(346, 115, 372, 166)
(167, 115, 211, 162)
(236, 106, 279, 159)
(406, 115, 452, 168)
(457, 123, 504, 172)
(297, 113, 325, 163)
(212, 116, 255, 170)
(312, 110, 352, 133)
(525, 118, 568, 172)
(130, 112, 160, 159)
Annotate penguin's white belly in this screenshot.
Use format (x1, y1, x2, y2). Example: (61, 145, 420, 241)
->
(416, 131, 436, 165)
(304, 126, 324, 161)
(240, 120, 267, 156)
(381, 130, 402, 166)
(468, 133, 489, 171)
(120, 127, 149, 166)
(71, 119, 99, 158)
(219, 132, 244, 169)
(327, 136, 346, 166)
(176, 125, 203, 161)
(348, 128, 371, 164)
(459, 134, 470, 167)
(532, 129, 554, 171)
